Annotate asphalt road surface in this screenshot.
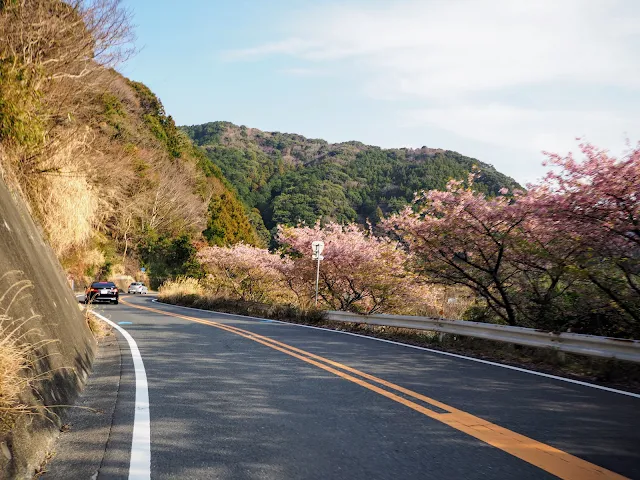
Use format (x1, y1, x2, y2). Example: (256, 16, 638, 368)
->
(49, 295, 640, 479)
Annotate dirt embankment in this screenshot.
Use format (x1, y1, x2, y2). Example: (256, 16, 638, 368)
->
(0, 178, 95, 479)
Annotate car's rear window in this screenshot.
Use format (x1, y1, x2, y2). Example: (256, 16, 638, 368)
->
(92, 282, 116, 288)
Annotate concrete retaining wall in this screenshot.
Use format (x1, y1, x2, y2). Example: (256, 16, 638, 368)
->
(0, 178, 96, 479)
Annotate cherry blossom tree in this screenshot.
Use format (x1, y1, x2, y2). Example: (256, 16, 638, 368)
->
(383, 175, 589, 328)
(384, 143, 640, 336)
(382, 176, 531, 326)
(540, 143, 639, 246)
(533, 143, 640, 327)
(197, 244, 288, 303)
(277, 223, 423, 314)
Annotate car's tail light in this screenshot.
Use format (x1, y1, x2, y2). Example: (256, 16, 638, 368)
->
(90, 288, 99, 292)
(111, 288, 118, 293)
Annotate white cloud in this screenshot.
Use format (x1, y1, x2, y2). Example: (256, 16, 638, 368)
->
(223, 38, 319, 60)
(228, 0, 640, 95)
(225, 0, 640, 175)
(280, 67, 330, 77)
(407, 105, 638, 154)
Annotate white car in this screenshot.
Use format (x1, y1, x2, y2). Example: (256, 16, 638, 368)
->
(128, 282, 148, 294)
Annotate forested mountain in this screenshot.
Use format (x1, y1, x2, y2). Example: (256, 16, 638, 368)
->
(183, 122, 521, 236)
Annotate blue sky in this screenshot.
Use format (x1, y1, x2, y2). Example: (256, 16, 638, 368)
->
(120, 0, 640, 184)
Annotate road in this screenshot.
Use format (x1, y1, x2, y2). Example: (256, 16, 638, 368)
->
(49, 295, 640, 479)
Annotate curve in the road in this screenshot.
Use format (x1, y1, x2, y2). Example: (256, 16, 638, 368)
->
(120, 298, 626, 480)
(152, 298, 640, 399)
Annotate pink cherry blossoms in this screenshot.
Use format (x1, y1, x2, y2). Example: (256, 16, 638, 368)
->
(184, 142, 638, 337)
(277, 223, 429, 314)
(385, 143, 640, 336)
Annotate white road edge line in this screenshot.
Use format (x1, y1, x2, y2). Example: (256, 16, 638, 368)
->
(91, 310, 151, 480)
(149, 298, 640, 399)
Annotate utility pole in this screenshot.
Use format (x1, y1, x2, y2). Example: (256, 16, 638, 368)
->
(312, 241, 324, 307)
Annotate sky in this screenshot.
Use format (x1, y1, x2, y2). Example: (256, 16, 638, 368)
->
(120, 0, 640, 184)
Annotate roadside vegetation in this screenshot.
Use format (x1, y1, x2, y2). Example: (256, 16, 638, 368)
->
(160, 143, 640, 340)
(0, 275, 54, 436)
(385, 145, 640, 338)
(0, 314, 40, 434)
(84, 309, 112, 340)
(159, 224, 471, 320)
(0, 0, 260, 290)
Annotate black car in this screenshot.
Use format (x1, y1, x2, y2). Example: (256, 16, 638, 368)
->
(85, 281, 119, 304)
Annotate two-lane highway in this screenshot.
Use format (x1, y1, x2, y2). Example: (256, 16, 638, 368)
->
(66, 295, 640, 479)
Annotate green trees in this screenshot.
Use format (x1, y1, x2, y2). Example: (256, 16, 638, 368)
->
(271, 194, 317, 226)
(140, 235, 203, 289)
(204, 192, 261, 247)
(269, 172, 357, 227)
(183, 121, 521, 237)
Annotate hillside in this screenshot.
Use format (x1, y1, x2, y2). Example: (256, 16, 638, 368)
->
(183, 122, 521, 236)
(0, 1, 259, 288)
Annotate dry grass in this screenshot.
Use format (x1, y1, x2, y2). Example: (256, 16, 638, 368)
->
(61, 246, 106, 288)
(159, 278, 323, 322)
(0, 315, 43, 433)
(160, 277, 474, 320)
(159, 293, 324, 325)
(160, 276, 334, 326)
(0, 275, 56, 433)
(82, 247, 106, 273)
(158, 277, 204, 298)
(39, 173, 97, 256)
(27, 131, 100, 257)
(84, 309, 111, 340)
(0, 270, 64, 434)
(416, 285, 476, 320)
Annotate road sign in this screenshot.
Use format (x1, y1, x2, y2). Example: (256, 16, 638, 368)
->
(312, 241, 324, 255)
(312, 241, 324, 307)
(140, 267, 146, 273)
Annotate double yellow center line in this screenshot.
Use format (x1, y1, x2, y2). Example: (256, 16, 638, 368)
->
(120, 298, 626, 480)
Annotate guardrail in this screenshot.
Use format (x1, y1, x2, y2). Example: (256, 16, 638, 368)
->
(325, 311, 640, 363)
